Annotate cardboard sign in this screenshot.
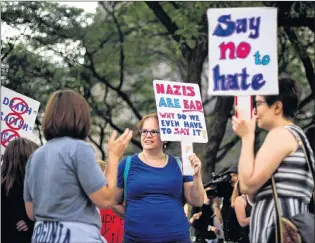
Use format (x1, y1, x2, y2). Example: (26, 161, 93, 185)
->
(100, 209, 124, 243)
(235, 96, 253, 120)
(153, 80, 208, 143)
(1, 86, 40, 155)
(181, 142, 194, 175)
(207, 7, 278, 96)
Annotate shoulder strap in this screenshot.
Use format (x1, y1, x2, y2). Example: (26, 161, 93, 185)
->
(242, 194, 248, 203)
(123, 156, 132, 202)
(286, 125, 315, 182)
(175, 156, 183, 174)
(271, 176, 283, 243)
(272, 125, 315, 243)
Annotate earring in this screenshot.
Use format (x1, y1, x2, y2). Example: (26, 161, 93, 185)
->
(163, 143, 167, 149)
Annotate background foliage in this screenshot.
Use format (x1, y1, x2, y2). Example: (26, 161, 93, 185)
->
(1, 1, 314, 181)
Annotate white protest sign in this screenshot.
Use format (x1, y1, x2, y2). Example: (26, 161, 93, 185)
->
(153, 80, 208, 143)
(207, 7, 278, 96)
(181, 142, 194, 175)
(235, 96, 253, 120)
(1, 86, 40, 155)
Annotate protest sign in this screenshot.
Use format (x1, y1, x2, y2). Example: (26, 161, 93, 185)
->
(207, 7, 278, 96)
(181, 142, 194, 175)
(153, 80, 208, 143)
(153, 80, 208, 175)
(234, 96, 253, 120)
(1, 86, 40, 155)
(100, 209, 124, 243)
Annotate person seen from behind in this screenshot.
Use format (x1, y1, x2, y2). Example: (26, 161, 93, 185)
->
(23, 89, 133, 242)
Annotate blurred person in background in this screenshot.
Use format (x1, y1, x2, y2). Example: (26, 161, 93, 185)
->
(190, 188, 221, 243)
(2, 138, 38, 243)
(231, 181, 252, 243)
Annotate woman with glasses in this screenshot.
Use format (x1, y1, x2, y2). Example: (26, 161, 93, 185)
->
(111, 113, 205, 243)
(232, 77, 314, 242)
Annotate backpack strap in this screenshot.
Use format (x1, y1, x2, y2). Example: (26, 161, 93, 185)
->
(123, 156, 132, 202)
(175, 156, 183, 174)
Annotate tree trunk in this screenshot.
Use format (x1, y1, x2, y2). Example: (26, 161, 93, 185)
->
(184, 40, 207, 90)
(203, 96, 234, 182)
(183, 41, 234, 183)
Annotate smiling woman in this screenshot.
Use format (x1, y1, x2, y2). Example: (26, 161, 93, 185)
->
(111, 113, 206, 243)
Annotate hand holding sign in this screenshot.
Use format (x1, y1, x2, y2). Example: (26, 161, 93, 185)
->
(181, 142, 194, 175)
(232, 107, 256, 139)
(188, 153, 202, 176)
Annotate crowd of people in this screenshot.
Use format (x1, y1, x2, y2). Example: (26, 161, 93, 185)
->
(1, 76, 314, 243)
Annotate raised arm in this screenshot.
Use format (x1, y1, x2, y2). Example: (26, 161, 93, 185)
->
(232, 113, 297, 194)
(184, 153, 205, 207)
(88, 129, 132, 208)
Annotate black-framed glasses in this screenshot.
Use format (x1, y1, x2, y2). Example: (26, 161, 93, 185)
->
(139, 129, 160, 137)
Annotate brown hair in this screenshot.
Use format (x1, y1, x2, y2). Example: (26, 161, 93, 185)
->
(1, 138, 38, 196)
(42, 90, 91, 141)
(136, 113, 170, 149)
(135, 113, 159, 138)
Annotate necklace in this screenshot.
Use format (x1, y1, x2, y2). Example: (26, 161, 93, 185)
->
(141, 152, 168, 167)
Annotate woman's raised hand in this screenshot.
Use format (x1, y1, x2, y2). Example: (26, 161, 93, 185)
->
(107, 129, 133, 163)
(232, 107, 256, 139)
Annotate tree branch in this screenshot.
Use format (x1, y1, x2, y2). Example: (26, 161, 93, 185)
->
(35, 117, 43, 146)
(298, 93, 314, 110)
(284, 27, 314, 94)
(145, 1, 191, 54)
(1, 42, 15, 61)
(100, 2, 125, 90)
(216, 135, 240, 162)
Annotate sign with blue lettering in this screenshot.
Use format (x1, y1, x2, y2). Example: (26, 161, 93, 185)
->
(1, 86, 40, 155)
(153, 80, 208, 143)
(207, 7, 278, 96)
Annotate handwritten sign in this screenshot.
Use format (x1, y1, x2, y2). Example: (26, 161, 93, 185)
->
(207, 7, 278, 96)
(1, 86, 40, 155)
(181, 142, 194, 175)
(100, 209, 124, 243)
(153, 80, 208, 143)
(235, 96, 253, 120)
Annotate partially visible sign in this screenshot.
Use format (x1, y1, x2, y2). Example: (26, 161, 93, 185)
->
(1, 86, 40, 155)
(207, 7, 278, 96)
(153, 80, 208, 143)
(181, 142, 194, 176)
(100, 209, 124, 243)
